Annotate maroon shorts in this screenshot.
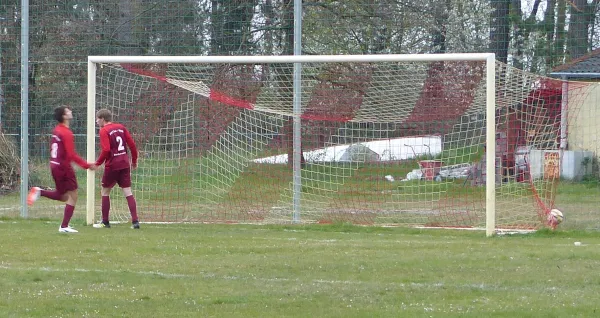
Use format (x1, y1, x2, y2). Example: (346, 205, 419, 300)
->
(51, 165, 78, 194)
(102, 167, 132, 188)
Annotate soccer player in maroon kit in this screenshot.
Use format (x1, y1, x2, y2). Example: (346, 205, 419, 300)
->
(27, 106, 97, 233)
(92, 109, 140, 229)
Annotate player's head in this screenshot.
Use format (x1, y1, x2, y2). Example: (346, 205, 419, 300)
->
(54, 106, 72, 123)
(95, 109, 112, 127)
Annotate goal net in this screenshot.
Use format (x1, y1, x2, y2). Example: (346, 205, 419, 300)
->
(86, 54, 591, 233)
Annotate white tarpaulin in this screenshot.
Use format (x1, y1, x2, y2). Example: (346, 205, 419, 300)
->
(254, 135, 442, 164)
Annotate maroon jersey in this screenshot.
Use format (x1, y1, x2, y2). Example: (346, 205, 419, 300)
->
(50, 124, 90, 170)
(96, 123, 138, 171)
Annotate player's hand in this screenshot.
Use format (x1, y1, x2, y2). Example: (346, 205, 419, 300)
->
(89, 164, 98, 171)
(132, 162, 138, 170)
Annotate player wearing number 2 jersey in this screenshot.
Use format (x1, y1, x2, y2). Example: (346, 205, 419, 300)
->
(93, 109, 140, 229)
(27, 106, 97, 233)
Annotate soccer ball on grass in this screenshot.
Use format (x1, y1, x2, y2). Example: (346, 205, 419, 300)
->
(547, 208, 564, 228)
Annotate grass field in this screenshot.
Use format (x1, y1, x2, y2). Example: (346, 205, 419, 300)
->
(1, 221, 599, 317)
(3, 174, 599, 228)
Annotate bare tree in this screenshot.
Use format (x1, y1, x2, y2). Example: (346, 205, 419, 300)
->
(568, 0, 590, 58)
(431, 0, 451, 53)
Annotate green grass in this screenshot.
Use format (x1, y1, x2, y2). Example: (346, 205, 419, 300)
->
(3, 155, 600, 229)
(1, 220, 599, 317)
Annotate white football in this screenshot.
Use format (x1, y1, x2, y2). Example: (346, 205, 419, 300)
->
(549, 208, 564, 225)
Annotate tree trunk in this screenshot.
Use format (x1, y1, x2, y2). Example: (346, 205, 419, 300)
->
(544, 0, 557, 67)
(510, 0, 524, 69)
(262, 0, 275, 56)
(489, 0, 510, 63)
(567, 0, 589, 59)
(117, 0, 142, 55)
(554, 0, 567, 63)
(432, 0, 451, 53)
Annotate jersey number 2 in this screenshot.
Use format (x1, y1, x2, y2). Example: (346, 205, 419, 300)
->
(115, 136, 125, 151)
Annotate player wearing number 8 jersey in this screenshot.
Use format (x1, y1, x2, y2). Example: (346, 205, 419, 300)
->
(27, 106, 97, 233)
(93, 109, 140, 229)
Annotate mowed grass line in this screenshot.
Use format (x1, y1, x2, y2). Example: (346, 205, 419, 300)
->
(1, 220, 599, 317)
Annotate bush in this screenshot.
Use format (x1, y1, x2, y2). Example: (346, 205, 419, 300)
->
(0, 131, 19, 194)
(28, 159, 55, 189)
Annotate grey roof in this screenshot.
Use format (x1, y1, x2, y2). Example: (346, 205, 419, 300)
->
(550, 48, 600, 78)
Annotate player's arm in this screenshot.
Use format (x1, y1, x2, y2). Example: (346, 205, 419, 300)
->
(124, 128, 138, 169)
(95, 129, 111, 166)
(63, 129, 92, 169)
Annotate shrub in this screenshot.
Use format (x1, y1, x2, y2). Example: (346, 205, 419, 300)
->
(0, 131, 19, 193)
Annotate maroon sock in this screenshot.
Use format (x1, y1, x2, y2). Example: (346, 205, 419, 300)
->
(101, 196, 110, 223)
(61, 204, 75, 228)
(126, 195, 138, 222)
(41, 189, 63, 201)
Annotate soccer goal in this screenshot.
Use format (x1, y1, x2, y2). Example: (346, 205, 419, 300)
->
(86, 54, 584, 236)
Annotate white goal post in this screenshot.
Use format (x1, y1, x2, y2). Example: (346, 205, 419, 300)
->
(86, 54, 498, 235)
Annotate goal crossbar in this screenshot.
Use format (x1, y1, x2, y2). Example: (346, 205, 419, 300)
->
(88, 53, 496, 64)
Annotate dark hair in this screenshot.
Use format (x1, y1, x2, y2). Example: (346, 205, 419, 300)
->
(96, 109, 112, 122)
(54, 106, 69, 123)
